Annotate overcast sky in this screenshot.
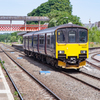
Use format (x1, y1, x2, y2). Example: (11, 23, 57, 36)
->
(0, 0, 99, 24)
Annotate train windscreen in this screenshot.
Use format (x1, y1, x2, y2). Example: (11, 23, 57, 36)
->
(57, 29, 66, 43)
(79, 29, 87, 43)
(57, 28, 87, 43)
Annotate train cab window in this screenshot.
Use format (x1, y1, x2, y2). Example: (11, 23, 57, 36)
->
(57, 30, 65, 43)
(68, 30, 76, 43)
(79, 29, 87, 43)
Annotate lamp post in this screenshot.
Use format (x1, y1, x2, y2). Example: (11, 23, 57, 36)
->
(64, 17, 68, 24)
(54, 20, 57, 26)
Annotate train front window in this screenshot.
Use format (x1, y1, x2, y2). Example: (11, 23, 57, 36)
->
(68, 30, 76, 43)
(79, 29, 87, 43)
(57, 29, 65, 43)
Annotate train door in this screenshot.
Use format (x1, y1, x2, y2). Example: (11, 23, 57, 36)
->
(66, 28, 79, 57)
(23, 37, 26, 49)
(32, 35, 34, 51)
(33, 35, 38, 52)
(45, 34, 47, 54)
(39, 34, 45, 54)
(46, 32, 55, 57)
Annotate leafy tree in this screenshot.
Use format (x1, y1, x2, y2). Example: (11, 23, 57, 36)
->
(27, 0, 78, 26)
(89, 26, 100, 43)
(0, 32, 23, 43)
(47, 10, 82, 27)
(28, 0, 72, 16)
(10, 36, 16, 42)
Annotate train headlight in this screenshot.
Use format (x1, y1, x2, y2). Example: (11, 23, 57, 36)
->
(81, 50, 87, 54)
(58, 51, 64, 54)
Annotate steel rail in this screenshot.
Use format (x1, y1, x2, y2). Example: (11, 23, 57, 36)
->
(1, 47, 61, 100)
(91, 53, 100, 62)
(0, 59, 23, 100)
(62, 71, 100, 91)
(79, 71, 100, 80)
(86, 51, 100, 70)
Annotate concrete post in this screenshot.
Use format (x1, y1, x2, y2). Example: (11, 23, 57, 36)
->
(38, 21, 40, 30)
(10, 20, 12, 31)
(24, 20, 26, 31)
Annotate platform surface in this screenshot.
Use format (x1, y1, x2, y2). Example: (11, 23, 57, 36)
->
(0, 66, 14, 100)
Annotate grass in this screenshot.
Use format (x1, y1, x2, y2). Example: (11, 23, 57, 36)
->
(89, 42, 100, 48)
(14, 91, 18, 96)
(0, 60, 5, 69)
(5, 75, 8, 77)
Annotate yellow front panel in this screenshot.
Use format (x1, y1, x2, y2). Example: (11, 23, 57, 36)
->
(55, 30, 89, 59)
(56, 43, 88, 59)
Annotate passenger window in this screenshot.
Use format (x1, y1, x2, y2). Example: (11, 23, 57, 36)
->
(39, 35, 44, 45)
(68, 30, 76, 43)
(47, 34, 50, 45)
(79, 30, 87, 43)
(57, 31, 65, 43)
(29, 37, 32, 47)
(33, 36, 37, 45)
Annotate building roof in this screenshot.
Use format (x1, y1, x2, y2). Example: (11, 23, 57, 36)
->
(83, 21, 100, 29)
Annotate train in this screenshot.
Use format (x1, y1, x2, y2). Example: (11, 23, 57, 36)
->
(23, 24, 89, 69)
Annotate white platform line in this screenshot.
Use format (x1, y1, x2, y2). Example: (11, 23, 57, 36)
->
(0, 65, 14, 100)
(0, 90, 10, 93)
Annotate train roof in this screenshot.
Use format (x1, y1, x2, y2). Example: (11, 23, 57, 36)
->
(34, 24, 88, 35)
(23, 24, 88, 37)
(23, 31, 37, 37)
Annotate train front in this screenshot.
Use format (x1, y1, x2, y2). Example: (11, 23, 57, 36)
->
(56, 26, 88, 69)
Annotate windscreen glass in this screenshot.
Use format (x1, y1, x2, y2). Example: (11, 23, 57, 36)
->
(57, 28, 88, 43)
(79, 29, 87, 43)
(68, 30, 76, 43)
(57, 29, 65, 43)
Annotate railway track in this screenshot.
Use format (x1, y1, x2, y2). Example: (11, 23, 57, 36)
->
(62, 70, 100, 91)
(0, 47, 61, 100)
(86, 49, 100, 70)
(2, 44, 100, 98)
(0, 59, 23, 100)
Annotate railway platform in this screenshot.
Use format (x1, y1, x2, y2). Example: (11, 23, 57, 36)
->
(12, 44, 23, 51)
(0, 65, 14, 100)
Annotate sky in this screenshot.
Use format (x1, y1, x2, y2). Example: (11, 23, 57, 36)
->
(0, 0, 99, 24)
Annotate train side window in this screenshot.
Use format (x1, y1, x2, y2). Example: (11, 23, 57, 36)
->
(23, 37, 25, 45)
(39, 35, 44, 45)
(33, 36, 37, 45)
(47, 34, 50, 45)
(68, 30, 76, 43)
(79, 30, 87, 43)
(57, 30, 65, 43)
(29, 37, 32, 47)
(25, 37, 28, 45)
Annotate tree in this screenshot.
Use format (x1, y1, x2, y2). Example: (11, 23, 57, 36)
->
(89, 26, 100, 43)
(10, 36, 16, 42)
(27, 0, 78, 26)
(28, 0, 72, 16)
(47, 11, 82, 27)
